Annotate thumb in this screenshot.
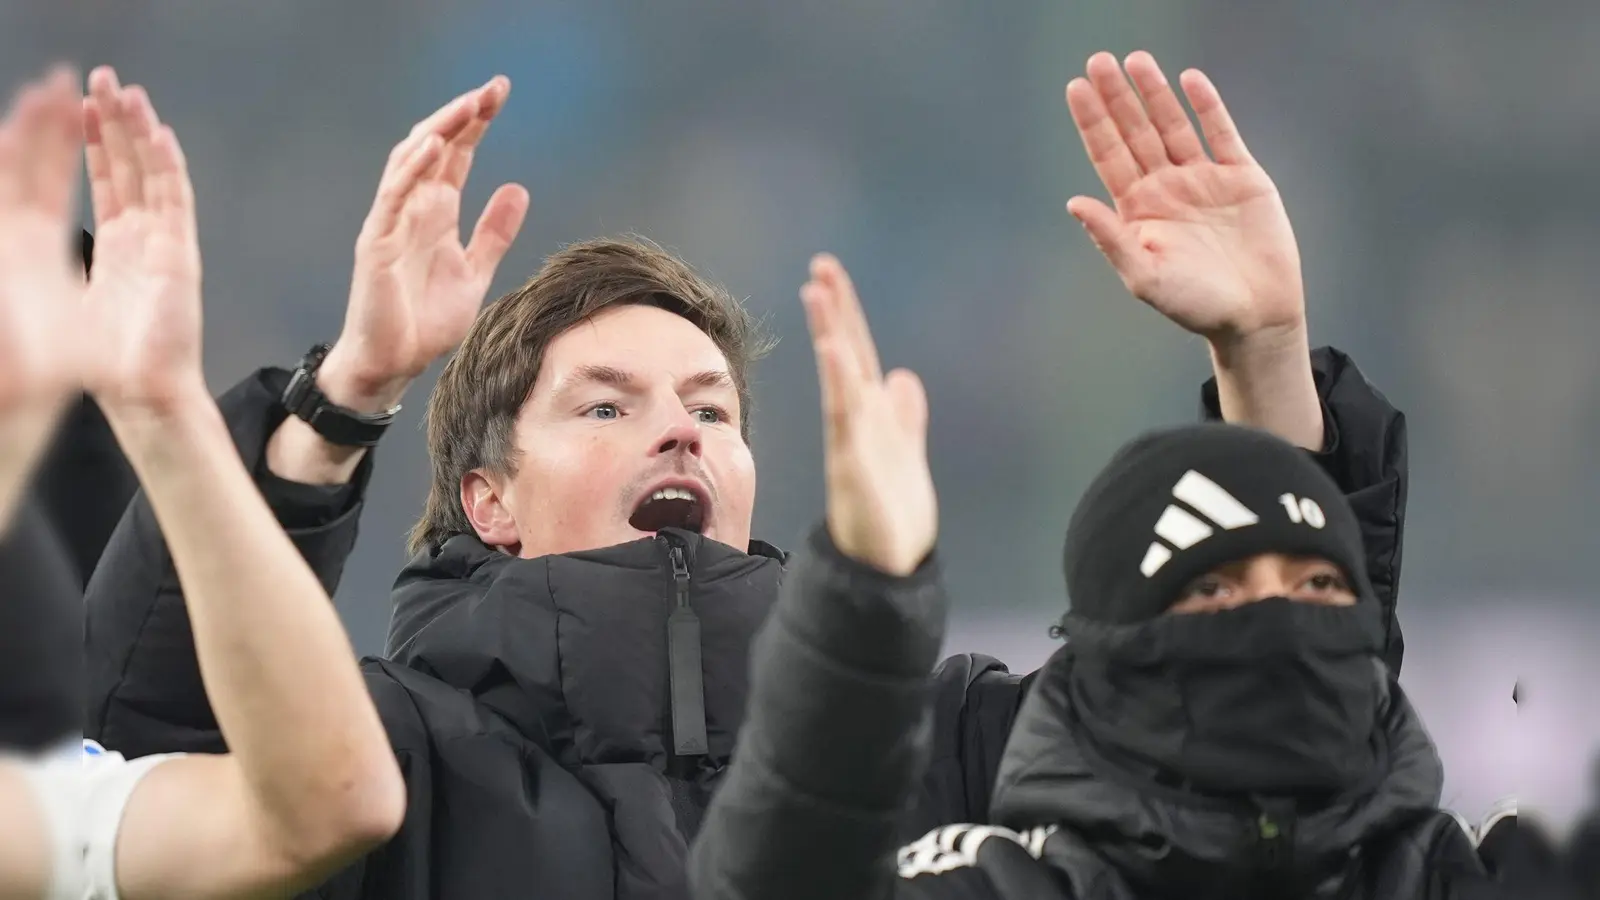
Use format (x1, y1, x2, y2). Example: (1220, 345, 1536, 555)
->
(1067, 196, 1152, 288)
(465, 182, 530, 280)
(884, 367, 928, 444)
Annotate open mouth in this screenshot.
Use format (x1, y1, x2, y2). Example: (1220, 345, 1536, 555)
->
(629, 485, 707, 534)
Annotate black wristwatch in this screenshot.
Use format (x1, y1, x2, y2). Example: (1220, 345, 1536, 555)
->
(280, 343, 400, 448)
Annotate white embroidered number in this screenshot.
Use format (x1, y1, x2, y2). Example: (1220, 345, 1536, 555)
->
(1278, 493, 1325, 529)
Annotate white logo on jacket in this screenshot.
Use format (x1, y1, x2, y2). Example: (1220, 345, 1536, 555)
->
(896, 823, 1057, 879)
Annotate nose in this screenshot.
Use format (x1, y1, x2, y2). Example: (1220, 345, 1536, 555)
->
(653, 407, 702, 458)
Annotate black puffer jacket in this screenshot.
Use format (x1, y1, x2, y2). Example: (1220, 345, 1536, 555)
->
(380, 527, 785, 897)
(924, 650, 1488, 900)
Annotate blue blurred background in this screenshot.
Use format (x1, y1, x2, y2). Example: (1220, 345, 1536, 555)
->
(11, 0, 1597, 832)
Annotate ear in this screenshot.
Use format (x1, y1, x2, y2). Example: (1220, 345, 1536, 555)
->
(461, 469, 521, 552)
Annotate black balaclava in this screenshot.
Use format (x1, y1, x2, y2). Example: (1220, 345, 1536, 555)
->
(1052, 423, 1388, 797)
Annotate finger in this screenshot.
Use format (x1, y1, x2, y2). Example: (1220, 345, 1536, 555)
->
(25, 67, 83, 216)
(1124, 51, 1206, 166)
(82, 96, 118, 223)
(88, 67, 142, 210)
(363, 134, 443, 239)
(884, 368, 929, 444)
(0, 115, 20, 206)
(1064, 78, 1141, 203)
(438, 75, 510, 189)
(1067, 195, 1155, 292)
(464, 182, 529, 281)
(810, 254, 882, 383)
(11, 86, 52, 206)
(1179, 68, 1254, 165)
(801, 284, 858, 447)
(1085, 51, 1169, 176)
(148, 127, 198, 240)
(119, 86, 165, 209)
(386, 88, 480, 179)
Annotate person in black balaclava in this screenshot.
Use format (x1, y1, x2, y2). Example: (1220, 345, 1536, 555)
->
(692, 423, 1492, 900)
(975, 423, 1489, 899)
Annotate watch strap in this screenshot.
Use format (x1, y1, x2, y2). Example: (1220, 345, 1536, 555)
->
(281, 344, 399, 448)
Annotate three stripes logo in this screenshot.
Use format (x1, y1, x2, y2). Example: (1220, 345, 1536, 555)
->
(1140, 470, 1259, 577)
(1139, 470, 1328, 577)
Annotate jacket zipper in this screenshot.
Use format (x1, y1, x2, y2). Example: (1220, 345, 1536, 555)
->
(664, 538, 708, 759)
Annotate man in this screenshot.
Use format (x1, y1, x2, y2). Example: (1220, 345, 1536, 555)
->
(83, 51, 1408, 898)
(0, 66, 404, 899)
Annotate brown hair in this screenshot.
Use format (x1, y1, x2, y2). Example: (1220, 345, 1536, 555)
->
(407, 236, 774, 554)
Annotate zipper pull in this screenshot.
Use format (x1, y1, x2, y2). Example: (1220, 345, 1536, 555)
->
(670, 546, 691, 608)
(665, 541, 707, 757)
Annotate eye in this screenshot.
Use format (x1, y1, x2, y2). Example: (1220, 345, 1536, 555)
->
(585, 402, 621, 421)
(1303, 571, 1349, 593)
(1181, 577, 1232, 600)
(692, 406, 726, 424)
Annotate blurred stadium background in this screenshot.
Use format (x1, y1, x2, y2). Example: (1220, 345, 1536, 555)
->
(10, 0, 1596, 832)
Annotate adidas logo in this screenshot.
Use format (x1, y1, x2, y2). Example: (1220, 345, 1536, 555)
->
(1140, 471, 1329, 577)
(1139, 470, 1261, 577)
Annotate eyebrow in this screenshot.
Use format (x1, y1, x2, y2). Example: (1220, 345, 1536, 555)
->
(552, 365, 735, 396)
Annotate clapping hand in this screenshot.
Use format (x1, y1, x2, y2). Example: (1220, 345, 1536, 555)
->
(0, 66, 84, 414)
(321, 77, 531, 406)
(801, 255, 936, 577)
(78, 67, 206, 413)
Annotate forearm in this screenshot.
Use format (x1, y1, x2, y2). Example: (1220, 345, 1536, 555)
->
(261, 346, 406, 486)
(1208, 324, 1324, 451)
(104, 386, 397, 846)
(0, 403, 67, 532)
(0, 763, 49, 900)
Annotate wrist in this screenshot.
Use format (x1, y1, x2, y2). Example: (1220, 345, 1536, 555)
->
(96, 376, 216, 437)
(1206, 320, 1310, 372)
(102, 382, 228, 461)
(317, 344, 413, 414)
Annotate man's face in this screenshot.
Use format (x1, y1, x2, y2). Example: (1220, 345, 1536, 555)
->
(462, 304, 757, 558)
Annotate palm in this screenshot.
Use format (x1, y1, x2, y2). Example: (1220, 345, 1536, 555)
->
(826, 395, 936, 575)
(81, 217, 201, 402)
(1114, 163, 1301, 336)
(0, 217, 80, 407)
(349, 183, 484, 374)
(1066, 53, 1306, 341)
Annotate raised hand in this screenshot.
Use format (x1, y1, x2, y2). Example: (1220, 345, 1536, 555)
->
(801, 255, 936, 577)
(79, 67, 206, 413)
(0, 66, 85, 413)
(322, 77, 531, 405)
(1065, 51, 1304, 343)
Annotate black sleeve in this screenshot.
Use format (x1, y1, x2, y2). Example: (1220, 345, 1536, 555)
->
(688, 526, 949, 900)
(1201, 345, 1409, 674)
(83, 367, 375, 757)
(33, 394, 139, 587)
(0, 501, 83, 752)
